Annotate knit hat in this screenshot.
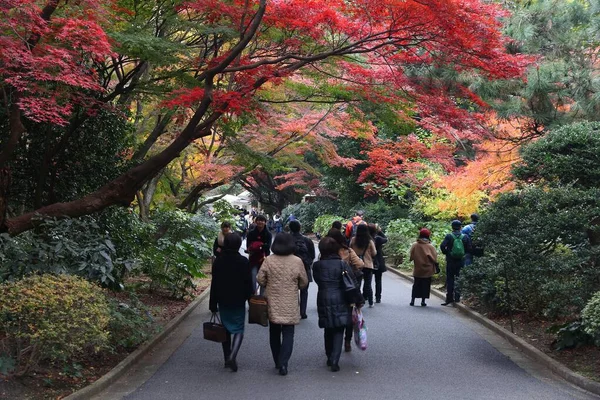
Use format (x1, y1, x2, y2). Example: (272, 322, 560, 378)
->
(419, 228, 431, 238)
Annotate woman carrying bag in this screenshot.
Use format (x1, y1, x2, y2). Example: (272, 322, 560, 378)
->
(350, 224, 377, 308)
(209, 233, 254, 372)
(257, 233, 308, 376)
(327, 227, 364, 352)
(313, 237, 362, 372)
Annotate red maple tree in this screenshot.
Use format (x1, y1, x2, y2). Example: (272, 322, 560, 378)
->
(1, 0, 528, 234)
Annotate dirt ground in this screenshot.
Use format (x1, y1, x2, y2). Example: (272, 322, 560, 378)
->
(0, 277, 211, 400)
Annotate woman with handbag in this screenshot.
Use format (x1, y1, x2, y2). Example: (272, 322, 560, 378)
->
(313, 237, 362, 372)
(327, 228, 364, 352)
(209, 233, 254, 372)
(409, 228, 438, 307)
(257, 233, 308, 376)
(350, 224, 377, 308)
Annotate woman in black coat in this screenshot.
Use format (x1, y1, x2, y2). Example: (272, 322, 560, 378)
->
(312, 237, 357, 372)
(209, 233, 254, 372)
(369, 223, 388, 303)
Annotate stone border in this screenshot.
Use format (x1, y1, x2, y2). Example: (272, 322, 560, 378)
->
(64, 288, 211, 400)
(387, 267, 600, 397)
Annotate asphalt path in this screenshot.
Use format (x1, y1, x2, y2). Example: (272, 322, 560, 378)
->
(122, 241, 597, 400)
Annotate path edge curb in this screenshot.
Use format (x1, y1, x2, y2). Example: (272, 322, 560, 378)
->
(64, 288, 211, 400)
(387, 267, 600, 397)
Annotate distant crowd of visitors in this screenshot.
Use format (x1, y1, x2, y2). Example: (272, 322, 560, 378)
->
(209, 209, 479, 375)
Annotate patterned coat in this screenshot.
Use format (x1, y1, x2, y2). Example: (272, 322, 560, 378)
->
(257, 254, 308, 325)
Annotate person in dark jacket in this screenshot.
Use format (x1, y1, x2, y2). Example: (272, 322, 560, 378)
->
(213, 221, 232, 258)
(312, 237, 358, 372)
(246, 214, 272, 294)
(440, 220, 472, 306)
(209, 233, 254, 372)
(369, 223, 388, 304)
(289, 220, 315, 319)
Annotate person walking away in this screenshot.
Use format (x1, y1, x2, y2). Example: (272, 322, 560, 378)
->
(350, 224, 377, 307)
(369, 224, 388, 304)
(213, 221, 232, 259)
(247, 215, 272, 294)
(274, 213, 284, 233)
(289, 220, 315, 320)
(209, 233, 253, 372)
(344, 210, 366, 242)
(326, 228, 364, 351)
(409, 229, 437, 306)
(313, 237, 360, 372)
(257, 233, 308, 376)
(440, 220, 471, 306)
(236, 213, 248, 239)
(331, 220, 343, 230)
(461, 213, 479, 266)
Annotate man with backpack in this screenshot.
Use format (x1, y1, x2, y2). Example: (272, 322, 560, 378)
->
(440, 220, 471, 306)
(289, 220, 315, 319)
(344, 210, 366, 242)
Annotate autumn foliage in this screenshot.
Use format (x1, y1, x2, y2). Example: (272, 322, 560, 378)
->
(0, 0, 529, 234)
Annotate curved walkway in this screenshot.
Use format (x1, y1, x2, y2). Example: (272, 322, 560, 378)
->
(102, 271, 598, 400)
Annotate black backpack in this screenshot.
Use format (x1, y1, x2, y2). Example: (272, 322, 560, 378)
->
(294, 235, 312, 269)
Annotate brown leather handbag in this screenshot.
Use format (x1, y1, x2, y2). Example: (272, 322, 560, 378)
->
(203, 313, 228, 343)
(248, 295, 269, 327)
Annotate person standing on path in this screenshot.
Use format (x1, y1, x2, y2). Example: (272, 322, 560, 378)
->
(350, 224, 377, 307)
(289, 220, 315, 320)
(327, 227, 364, 351)
(370, 223, 388, 304)
(409, 228, 437, 307)
(246, 215, 272, 294)
(273, 213, 283, 233)
(461, 213, 479, 266)
(213, 221, 232, 259)
(209, 233, 254, 372)
(257, 233, 308, 376)
(312, 237, 358, 372)
(440, 220, 471, 306)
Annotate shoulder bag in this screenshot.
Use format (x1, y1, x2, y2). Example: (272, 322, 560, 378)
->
(248, 294, 269, 327)
(203, 313, 228, 343)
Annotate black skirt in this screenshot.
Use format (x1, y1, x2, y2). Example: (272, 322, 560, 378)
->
(412, 277, 432, 299)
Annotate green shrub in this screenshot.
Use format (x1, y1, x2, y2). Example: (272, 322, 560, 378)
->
(107, 294, 158, 350)
(211, 200, 239, 225)
(384, 218, 447, 266)
(548, 321, 594, 350)
(354, 199, 409, 231)
(461, 186, 600, 319)
(142, 209, 217, 298)
(313, 215, 345, 237)
(0, 216, 132, 286)
(582, 291, 600, 345)
(0, 275, 110, 376)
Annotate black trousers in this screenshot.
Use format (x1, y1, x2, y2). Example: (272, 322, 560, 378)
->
(299, 282, 309, 318)
(446, 262, 463, 302)
(362, 268, 374, 305)
(269, 323, 295, 368)
(324, 326, 345, 365)
(373, 270, 383, 301)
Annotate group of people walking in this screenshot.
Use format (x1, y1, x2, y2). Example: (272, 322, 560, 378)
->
(209, 210, 479, 375)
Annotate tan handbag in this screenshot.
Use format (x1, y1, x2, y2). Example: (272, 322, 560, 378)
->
(248, 295, 269, 327)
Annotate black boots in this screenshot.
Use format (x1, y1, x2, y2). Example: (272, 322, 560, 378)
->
(225, 333, 244, 372)
(410, 298, 415, 306)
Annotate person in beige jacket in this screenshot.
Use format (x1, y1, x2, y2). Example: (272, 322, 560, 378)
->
(409, 228, 438, 306)
(257, 233, 308, 376)
(350, 224, 377, 307)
